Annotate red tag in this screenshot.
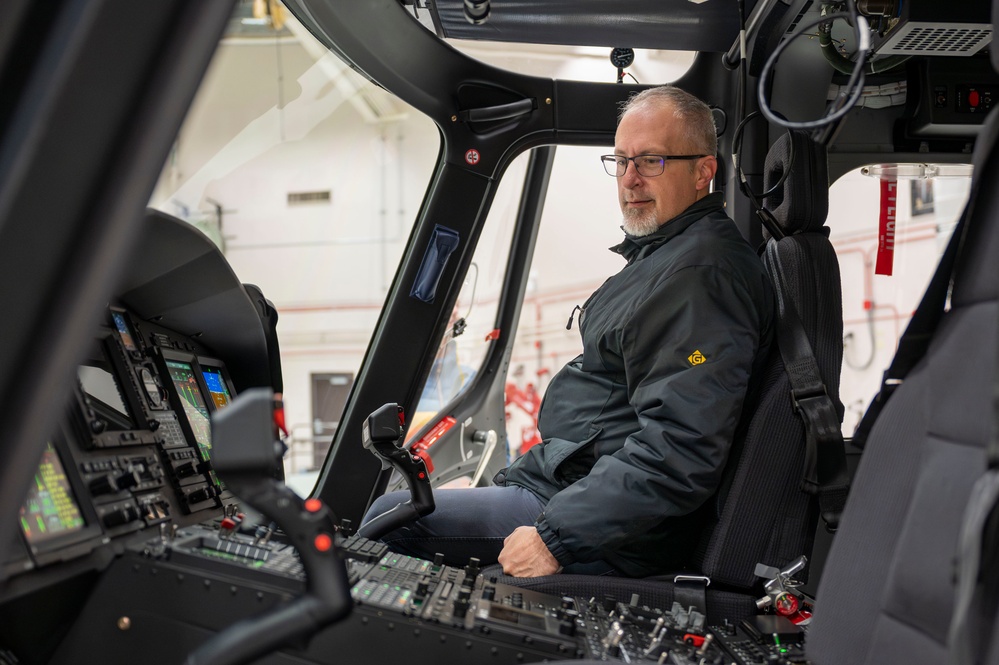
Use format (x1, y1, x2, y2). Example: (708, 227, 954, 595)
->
(876, 178, 897, 276)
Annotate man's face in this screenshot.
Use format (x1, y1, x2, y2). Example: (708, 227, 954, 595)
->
(614, 104, 715, 236)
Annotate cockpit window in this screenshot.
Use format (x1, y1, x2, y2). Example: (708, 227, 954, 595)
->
(831, 166, 972, 436)
(502, 146, 626, 461)
(409, 153, 527, 444)
(412, 145, 624, 468)
(149, 9, 440, 491)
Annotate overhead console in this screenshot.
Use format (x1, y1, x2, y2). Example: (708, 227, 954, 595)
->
(898, 56, 999, 146)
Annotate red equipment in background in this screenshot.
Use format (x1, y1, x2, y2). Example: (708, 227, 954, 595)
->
(505, 379, 542, 455)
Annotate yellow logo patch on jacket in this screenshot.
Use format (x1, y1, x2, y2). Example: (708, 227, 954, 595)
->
(687, 350, 706, 365)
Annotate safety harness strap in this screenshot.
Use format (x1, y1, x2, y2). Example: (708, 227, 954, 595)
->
(764, 240, 849, 531)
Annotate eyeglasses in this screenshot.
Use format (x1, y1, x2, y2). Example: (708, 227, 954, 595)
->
(600, 154, 708, 177)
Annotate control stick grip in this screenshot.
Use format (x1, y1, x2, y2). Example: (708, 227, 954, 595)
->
(185, 388, 351, 665)
(357, 403, 435, 540)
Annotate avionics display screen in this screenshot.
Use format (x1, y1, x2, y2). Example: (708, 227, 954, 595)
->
(111, 311, 138, 351)
(166, 359, 212, 462)
(78, 360, 135, 431)
(20, 443, 86, 545)
(200, 365, 232, 410)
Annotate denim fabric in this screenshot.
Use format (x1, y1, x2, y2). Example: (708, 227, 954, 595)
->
(361, 486, 618, 575)
(362, 486, 546, 566)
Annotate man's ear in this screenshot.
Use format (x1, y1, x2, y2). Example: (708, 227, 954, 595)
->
(695, 155, 718, 191)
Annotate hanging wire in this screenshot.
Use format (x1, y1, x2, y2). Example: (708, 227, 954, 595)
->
(757, 0, 871, 131)
(732, 112, 795, 201)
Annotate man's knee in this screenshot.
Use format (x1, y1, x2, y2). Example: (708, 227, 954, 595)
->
(361, 490, 409, 525)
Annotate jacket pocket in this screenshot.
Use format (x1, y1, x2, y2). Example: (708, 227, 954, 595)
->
(542, 427, 603, 486)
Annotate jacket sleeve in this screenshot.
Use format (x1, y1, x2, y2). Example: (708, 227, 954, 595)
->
(535, 265, 768, 565)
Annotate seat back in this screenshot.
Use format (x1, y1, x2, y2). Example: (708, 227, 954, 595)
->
(692, 130, 844, 588)
(805, 107, 999, 665)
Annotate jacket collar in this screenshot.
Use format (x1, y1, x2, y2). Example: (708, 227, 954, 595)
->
(610, 191, 726, 263)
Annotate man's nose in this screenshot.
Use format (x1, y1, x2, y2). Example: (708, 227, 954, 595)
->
(621, 160, 642, 186)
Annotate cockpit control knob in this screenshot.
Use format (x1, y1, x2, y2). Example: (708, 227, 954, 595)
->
(90, 470, 141, 495)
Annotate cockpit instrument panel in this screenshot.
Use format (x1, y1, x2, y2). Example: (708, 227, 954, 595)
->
(1, 305, 241, 598)
(162, 356, 213, 463)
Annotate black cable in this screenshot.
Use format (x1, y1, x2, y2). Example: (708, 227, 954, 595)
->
(732, 0, 792, 205)
(732, 111, 795, 201)
(757, 2, 871, 130)
(731, 111, 796, 240)
(737, 0, 747, 125)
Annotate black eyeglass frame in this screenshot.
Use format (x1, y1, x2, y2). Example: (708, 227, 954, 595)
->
(600, 153, 709, 177)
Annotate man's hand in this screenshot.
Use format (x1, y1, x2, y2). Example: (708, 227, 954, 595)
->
(497, 526, 562, 577)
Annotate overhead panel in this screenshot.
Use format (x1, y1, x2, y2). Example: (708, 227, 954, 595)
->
(429, 0, 741, 52)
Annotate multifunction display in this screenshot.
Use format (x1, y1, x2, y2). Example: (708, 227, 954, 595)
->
(20, 443, 86, 545)
(165, 360, 213, 463)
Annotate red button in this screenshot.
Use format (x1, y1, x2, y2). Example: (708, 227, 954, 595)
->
(970, 90, 980, 107)
(314, 533, 333, 552)
(305, 498, 323, 513)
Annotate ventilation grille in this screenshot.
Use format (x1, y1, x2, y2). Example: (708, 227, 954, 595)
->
(287, 190, 331, 205)
(878, 22, 992, 56)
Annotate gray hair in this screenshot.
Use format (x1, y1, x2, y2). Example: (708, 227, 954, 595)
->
(619, 86, 718, 157)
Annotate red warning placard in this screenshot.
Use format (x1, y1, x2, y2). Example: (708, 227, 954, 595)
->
(876, 178, 897, 276)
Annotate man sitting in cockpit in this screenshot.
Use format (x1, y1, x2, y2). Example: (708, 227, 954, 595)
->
(363, 85, 775, 578)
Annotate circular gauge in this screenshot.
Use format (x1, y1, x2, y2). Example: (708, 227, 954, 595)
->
(138, 367, 164, 408)
(774, 591, 800, 616)
(610, 48, 635, 69)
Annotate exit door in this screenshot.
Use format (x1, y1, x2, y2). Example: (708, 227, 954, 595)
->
(311, 372, 353, 470)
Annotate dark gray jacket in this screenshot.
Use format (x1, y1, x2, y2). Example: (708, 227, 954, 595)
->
(496, 193, 775, 577)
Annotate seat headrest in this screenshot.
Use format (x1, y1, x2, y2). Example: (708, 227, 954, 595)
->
(762, 131, 830, 235)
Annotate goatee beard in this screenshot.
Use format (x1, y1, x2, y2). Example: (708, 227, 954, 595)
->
(621, 209, 661, 237)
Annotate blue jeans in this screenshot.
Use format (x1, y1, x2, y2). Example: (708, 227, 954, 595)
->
(361, 486, 618, 575)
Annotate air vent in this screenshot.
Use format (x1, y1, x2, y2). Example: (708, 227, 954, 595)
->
(287, 190, 331, 205)
(877, 23, 992, 56)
